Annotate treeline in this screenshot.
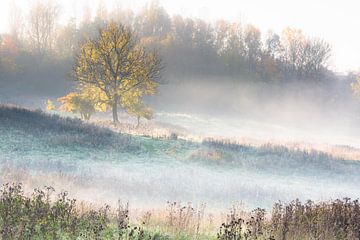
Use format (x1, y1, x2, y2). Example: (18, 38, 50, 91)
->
(132, 2, 332, 81)
(0, 0, 336, 96)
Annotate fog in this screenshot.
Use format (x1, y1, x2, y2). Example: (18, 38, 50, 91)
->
(2, 80, 360, 213)
(4, 75, 360, 148)
(2, 147, 360, 212)
(148, 77, 360, 148)
(1, 0, 360, 218)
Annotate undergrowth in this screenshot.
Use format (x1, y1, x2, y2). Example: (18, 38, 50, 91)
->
(0, 183, 169, 240)
(0, 183, 359, 239)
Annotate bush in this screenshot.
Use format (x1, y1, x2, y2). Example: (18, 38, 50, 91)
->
(0, 183, 164, 240)
(217, 199, 360, 240)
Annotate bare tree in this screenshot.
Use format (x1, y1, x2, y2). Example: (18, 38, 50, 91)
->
(244, 25, 262, 72)
(265, 31, 283, 60)
(301, 39, 331, 79)
(134, 0, 171, 38)
(8, 2, 24, 44)
(281, 27, 331, 80)
(27, 0, 60, 56)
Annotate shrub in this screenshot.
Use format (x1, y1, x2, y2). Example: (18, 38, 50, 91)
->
(0, 183, 163, 240)
(217, 199, 360, 240)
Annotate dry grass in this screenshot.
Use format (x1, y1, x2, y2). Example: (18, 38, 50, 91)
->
(93, 114, 360, 161)
(1, 181, 358, 240)
(0, 105, 135, 149)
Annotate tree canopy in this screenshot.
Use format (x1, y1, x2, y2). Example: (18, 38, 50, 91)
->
(72, 22, 161, 123)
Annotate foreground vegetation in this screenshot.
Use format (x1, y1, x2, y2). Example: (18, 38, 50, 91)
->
(0, 183, 359, 240)
(0, 183, 167, 240)
(218, 199, 360, 240)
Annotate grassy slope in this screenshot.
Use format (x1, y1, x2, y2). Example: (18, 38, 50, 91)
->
(0, 105, 360, 209)
(1, 105, 359, 172)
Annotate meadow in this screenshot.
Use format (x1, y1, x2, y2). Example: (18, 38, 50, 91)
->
(1, 105, 360, 239)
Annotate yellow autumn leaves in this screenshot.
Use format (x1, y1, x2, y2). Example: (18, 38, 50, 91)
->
(57, 86, 107, 120)
(54, 22, 161, 123)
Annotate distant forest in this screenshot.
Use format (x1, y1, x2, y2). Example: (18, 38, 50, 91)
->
(0, 0, 355, 97)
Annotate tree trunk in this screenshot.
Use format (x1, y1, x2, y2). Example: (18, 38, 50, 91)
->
(136, 116, 140, 128)
(112, 98, 119, 124)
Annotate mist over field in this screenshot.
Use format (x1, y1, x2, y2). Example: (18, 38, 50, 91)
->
(1, 0, 360, 239)
(1, 104, 360, 213)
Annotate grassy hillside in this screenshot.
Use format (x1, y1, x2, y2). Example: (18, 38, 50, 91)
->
(0, 105, 360, 209)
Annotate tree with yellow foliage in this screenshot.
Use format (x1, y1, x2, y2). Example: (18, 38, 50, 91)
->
(115, 86, 154, 126)
(72, 22, 161, 123)
(127, 103, 154, 127)
(46, 100, 55, 111)
(58, 86, 107, 120)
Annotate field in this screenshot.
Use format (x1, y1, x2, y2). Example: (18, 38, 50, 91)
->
(1, 105, 360, 239)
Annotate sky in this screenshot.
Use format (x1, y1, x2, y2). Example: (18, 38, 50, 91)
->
(1, 0, 360, 72)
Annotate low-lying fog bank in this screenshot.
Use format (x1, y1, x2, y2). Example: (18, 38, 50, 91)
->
(1, 105, 359, 212)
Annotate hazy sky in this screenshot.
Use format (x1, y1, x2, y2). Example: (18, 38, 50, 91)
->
(1, 0, 360, 72)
